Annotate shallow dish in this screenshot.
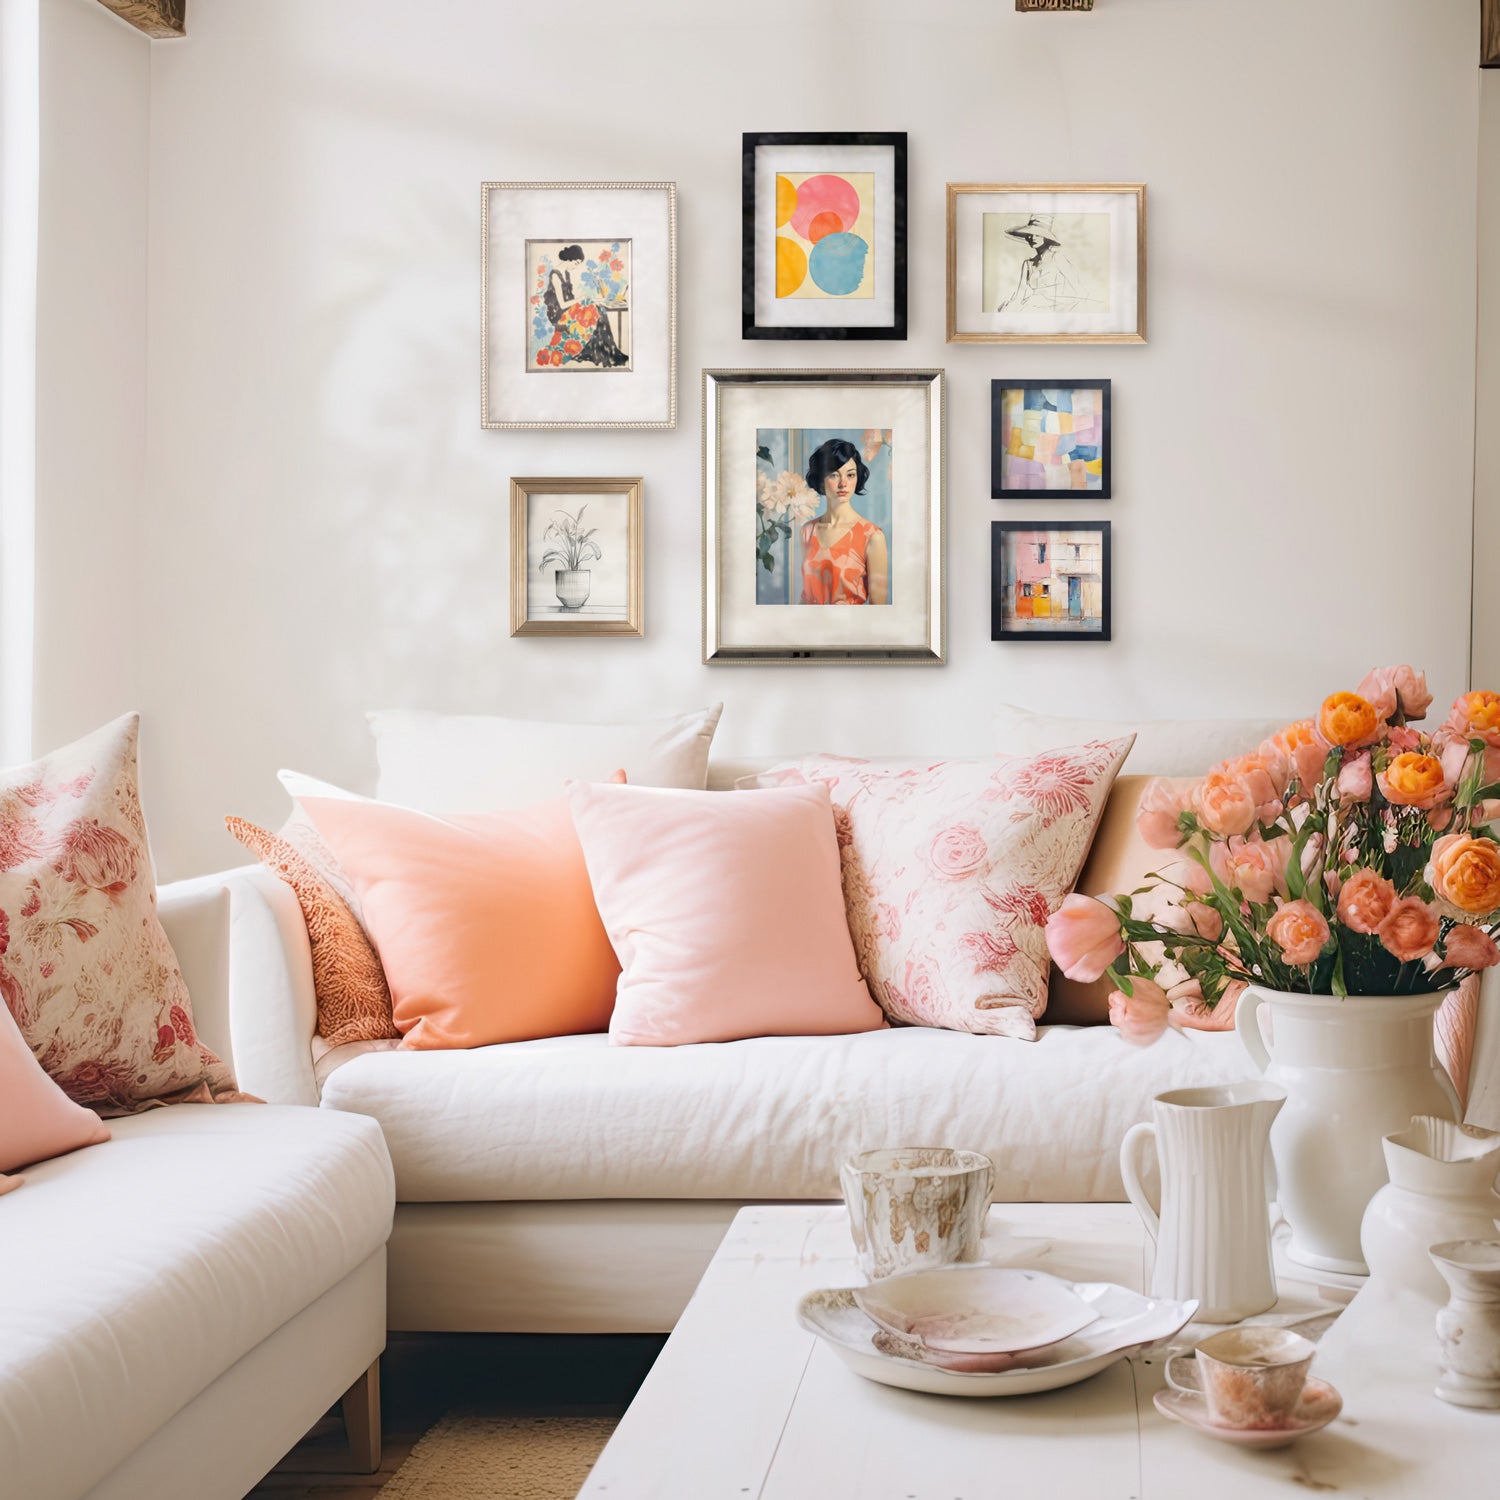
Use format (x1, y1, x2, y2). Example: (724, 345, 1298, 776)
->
(1152, 1376, 1343, 1450)
(797, 1282, 1197, 1398)
(852, 1266, 1099, 1354)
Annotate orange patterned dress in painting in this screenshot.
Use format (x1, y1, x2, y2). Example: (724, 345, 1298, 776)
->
(800, 517, 880, 605)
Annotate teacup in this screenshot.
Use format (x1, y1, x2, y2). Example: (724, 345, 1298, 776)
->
(1165, 1327, 1316, 1429)
(840, 1147, 994, 1281)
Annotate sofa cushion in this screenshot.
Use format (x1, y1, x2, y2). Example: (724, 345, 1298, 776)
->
(317, 1026, 1256, 1204)
(0, 1104, 394, 1500)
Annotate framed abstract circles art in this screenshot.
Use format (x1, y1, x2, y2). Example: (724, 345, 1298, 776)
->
(481, 182, 677, 429)
(742, 133, 907, 341)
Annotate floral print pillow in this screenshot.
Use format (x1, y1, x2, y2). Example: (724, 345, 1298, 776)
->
(749, 740, 1133, 1039)
(0, 715, 243, 1113)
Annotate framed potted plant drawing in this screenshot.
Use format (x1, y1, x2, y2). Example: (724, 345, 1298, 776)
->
(510, 477, 643, 637)
(947, 183, 1146, 344)
(742, 133, 907, 340)
(703, 369, 943, 663)
(482, 182, 676, 428)
(991, 521, 1112, 642)
(991, 379, 1112, 498)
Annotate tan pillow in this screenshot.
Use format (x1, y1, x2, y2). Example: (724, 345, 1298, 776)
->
(225, 817, 398, 1048)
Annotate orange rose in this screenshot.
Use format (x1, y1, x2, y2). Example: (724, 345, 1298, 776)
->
(1318, 692, 1379, 748)
(1336, 868, 1397, 934)
(1193, 771, 1257, 837)
(1266, 898, 1331, 967)
(1428, 834, 1500, 917)
(1377, 896, 1440, 962)
(1377, 752, 1450, 810)
(1445, 690, 1500, 748)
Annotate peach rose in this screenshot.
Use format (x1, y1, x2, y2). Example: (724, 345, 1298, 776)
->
(1377, 896, 1440, 962)
(1376, 752, 1450, 810)
(1137, 777, 1194, 850)
(1357, 666, 1433, 724)
(1221, 752, 1284, 824)
(1428, 834, 1500, 917)
(1444, 690, 1500, 749)
(1336, 752, 1372, 803)
(1336, 868, 1398, 935)
(1269, 720, 1333, 794)
(1193, 771, 1257, 838)
(1266, 898, 1331, 966)
(1210, 836, 1288, 905)
(1108, 978, 1172, 1047)
(1443, 925, 1500, 971)
(1319, 692, 1380, 749)
(1045, 894, 1124, 982)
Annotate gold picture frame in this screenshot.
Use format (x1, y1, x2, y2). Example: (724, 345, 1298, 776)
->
(510, 476, 643, 637)
(946, 182, 1147, 344)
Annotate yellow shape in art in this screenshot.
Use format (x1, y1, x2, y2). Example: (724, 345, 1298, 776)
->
(775, 236, 807, 298)
(1018, 444, 1035, 460)
(1085, 459, 1103, 475)
(1008, 431, 1024, 457)
(775, 176, 797, 227)
(1058, 412, 1074, 434)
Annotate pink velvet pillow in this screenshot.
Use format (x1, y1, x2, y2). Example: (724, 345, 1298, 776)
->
(567, 781, 885, 1046)
(0, 998, 110, 1195)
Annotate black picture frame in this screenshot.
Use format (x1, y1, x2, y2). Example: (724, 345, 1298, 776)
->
(741, 131, 907, 341)
(991, 520, 1112, 642)
(990, 379, 1112, 499)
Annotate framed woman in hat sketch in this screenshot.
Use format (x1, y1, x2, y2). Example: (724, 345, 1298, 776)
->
(945, 183, 1147, 344)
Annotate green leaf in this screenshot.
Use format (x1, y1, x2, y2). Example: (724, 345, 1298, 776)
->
(761, 551, 774, 571)
(756, 445, 772, 464)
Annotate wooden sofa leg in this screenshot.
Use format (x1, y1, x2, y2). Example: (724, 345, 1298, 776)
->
(341, 1357, 382, 1473)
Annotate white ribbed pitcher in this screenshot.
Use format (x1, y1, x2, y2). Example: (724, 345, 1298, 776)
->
(1120, 1082, 1286, 1322)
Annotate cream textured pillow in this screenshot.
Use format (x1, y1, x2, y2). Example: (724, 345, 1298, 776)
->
(368, 705, 723, 814)
(749, 740, 1133, 1039)
(0, 715, 243, 1113)
(993, 704, 1287, 778)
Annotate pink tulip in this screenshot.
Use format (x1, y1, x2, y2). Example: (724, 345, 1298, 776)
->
(1045, 894, 1124, 982)
(1337, 752, 1372, 803)
(1378, 897, 1441, 962)
(1158, 898, 1224, 942)
(1108, 978, 1172, 1047)
(1210, 836, 1288, 906)
(1443, 925, 1500, 970)
(1222, 753, 1285, 824)
(1136, 777, 1195, 850)
(1266, 898, 1331, 967)
(1193, 771, 1257, 838)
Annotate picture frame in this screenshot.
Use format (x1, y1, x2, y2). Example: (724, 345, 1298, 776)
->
(742, 133, 907, 341)
(991, 520, 1112, 642)
(703, 369, 943, 664)
(991, 379, 1112, 498)
(947, 183, 1146, 344)
(510, 477, 643, 637)
(482, 182, 676, 429)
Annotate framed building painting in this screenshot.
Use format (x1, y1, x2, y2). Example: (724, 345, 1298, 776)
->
(991, 379, 1112, 498)
(510, 477, 643, 637)
(991, 521, 1111, 642)
(482, 182, 676, 428)
(742, 133, 907, 340)
(703, 369, 943, 663)
(947, 184, 1146, 344)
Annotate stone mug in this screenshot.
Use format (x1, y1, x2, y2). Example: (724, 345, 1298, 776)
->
(840, 1147, 994, 1281)
(1165, 1327, 1317, 1429)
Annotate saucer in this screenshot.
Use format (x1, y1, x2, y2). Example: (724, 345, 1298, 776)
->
(1152, 1376, 1343, 1450)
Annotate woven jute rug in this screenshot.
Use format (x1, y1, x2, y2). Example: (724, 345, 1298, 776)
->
(378, 1411, 617, 1500)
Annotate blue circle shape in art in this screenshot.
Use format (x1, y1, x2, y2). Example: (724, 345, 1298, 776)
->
(808, 232, 869, 296)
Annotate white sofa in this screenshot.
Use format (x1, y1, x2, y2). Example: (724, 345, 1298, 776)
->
(0, 885, 397, 1500)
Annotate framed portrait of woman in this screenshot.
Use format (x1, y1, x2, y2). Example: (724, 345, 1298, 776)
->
(481, 181, 676, 428)
(742, 133, 907, 340)
(703, 369, 944, 663)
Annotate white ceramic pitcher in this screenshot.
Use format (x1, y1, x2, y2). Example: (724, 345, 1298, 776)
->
(1120, 1082, 1286, 1322)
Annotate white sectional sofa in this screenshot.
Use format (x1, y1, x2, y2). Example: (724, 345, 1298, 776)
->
(0, 885, 397, 1500)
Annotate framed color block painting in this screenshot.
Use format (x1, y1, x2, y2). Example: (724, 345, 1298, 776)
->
(991, 521, 1111, 642)
(743, 133, 907, 340)
(991, 380, 1111, 498)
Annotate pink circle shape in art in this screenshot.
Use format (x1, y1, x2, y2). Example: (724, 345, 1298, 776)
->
(789, 175, 861, 242)
(806, 210, 845, 244)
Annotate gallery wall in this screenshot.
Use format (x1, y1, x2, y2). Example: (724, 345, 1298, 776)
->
(36, 0, 1483, 878)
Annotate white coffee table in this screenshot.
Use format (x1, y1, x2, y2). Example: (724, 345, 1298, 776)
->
(581, 1203, 1496, 1498)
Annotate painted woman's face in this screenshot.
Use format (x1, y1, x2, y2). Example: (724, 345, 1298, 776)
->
(825, 459, 859, 502)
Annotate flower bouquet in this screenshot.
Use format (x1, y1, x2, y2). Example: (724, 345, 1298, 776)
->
(1046, 667, 1500, 1044)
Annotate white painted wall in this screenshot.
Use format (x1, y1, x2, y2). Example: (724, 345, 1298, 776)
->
(126, 0, 1479, 877)
(1476, 70, 1500, 691)
(34, 0, 148, 753)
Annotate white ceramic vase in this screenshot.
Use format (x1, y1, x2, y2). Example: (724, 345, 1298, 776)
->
(1431, 1240, 1500, 1409)
(1119, 1081, 1286, 1322)
(1236, 988, 1463, 1275)
(1360, 1118, 1500, 1306)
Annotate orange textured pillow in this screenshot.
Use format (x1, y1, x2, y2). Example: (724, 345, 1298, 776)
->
(225, 816, 399, 1048)
(301, 795, 620, 1049)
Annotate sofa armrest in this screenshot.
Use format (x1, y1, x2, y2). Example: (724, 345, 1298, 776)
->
(157, 866, 319, 1107)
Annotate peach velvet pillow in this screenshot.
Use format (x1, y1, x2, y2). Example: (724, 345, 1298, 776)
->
(0, 998, 110, 1195)
(224, 816, 399, 1047)
(567, 781, 886, 1047)
(301, 794, 619, 1049)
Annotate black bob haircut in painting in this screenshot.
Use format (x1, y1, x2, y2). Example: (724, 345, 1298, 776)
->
(805, 438, 869, 499)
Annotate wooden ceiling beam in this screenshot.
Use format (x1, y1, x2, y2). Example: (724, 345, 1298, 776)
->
(93, 0, 185, 40)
